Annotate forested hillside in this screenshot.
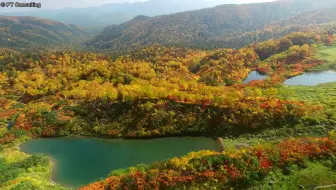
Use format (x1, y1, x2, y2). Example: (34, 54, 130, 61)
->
(0, 16, 89, 50)
(0, 31, 333, 139)
(1, 1, 336, 188)
(86, 0, 336, 51)
(1, 20, 336, 189)
(1, 30, 335, 189)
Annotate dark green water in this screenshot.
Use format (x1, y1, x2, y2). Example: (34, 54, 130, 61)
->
(243, 71, 268, 84)
(284, 70, 336, 86)
(20, 137, 218, 188)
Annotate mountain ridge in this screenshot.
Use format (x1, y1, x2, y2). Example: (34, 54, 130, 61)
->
(0, 16, 90, 50)
(86, 0, 336, 51)
(2, 0, 234, 32)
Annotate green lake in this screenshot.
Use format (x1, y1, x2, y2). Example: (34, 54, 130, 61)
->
(20, 137, 218, 188)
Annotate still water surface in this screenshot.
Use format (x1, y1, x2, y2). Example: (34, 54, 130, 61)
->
(243, 71, 268, 84)
(284, 70, 336, 86)
(20, 137, 217, 188)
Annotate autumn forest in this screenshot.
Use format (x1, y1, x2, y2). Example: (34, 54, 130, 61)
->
(1, 0, 336, 190)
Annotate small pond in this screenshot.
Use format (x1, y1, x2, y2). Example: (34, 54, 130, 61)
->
(284, 70, 336, 86)
(243, 71, 268, 84)
(20, 137, 218, 188)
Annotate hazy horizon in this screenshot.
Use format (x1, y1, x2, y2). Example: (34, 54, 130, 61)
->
(0, 0, 276, 31)
(0, 0, 273, 12)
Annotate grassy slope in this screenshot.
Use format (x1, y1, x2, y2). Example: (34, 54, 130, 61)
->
(250, 162, 336, 190)
(279, 82, 336, 116)
(279, 45, 336, 117)
(318, 46, 336, 64)
(309, 45, 336, 71)
(0, 128, 68, 190)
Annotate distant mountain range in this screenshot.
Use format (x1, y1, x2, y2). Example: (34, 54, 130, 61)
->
(0, 16, 89, 49)
(1, 0, 336, 51)
(1, 0, 250, 32)
(86, 0, 336, 51)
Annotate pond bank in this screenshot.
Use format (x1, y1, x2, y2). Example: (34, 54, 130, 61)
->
(20, 137, 218, 188)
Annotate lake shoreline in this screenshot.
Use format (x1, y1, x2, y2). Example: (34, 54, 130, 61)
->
(18, 142, 58, 187)
(28, 134, 220, 141)
(19, 136, 218, 188)
(48, 156, 58, 186)
(284, 70, 336, 86)
(243, 70, 268, 84)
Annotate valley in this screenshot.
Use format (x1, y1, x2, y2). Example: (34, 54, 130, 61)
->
(1, 0, 336, 190)
(1, 30, 336, 189)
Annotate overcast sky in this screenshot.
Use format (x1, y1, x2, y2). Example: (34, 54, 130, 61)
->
(0, 0, 273, 11)
(37, 0, 146, 9)
(7, 0, 272, 9)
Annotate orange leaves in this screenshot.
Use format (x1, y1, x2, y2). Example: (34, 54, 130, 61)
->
(107, 130, 121, 137)
(57, 113, 72, 122)
(78, 176, 121, 190)
(259, 157, 273, 170)
(14, 113, 33, 131)
(0, 133, 15, 145)
(197, 170, 216, 178)
(224, 164, 242, 180)
(50, 54, 57, 60)
(256, 67, 271, 75)
(41, 127, 57, 137)
(328, 34, 334, 45)
(106, 177, 121, 190)
(0, 109, 17, 119)
(287, 71, 303, 78)
(78, 182, 105, 190)
(277, 138, 336, 165)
